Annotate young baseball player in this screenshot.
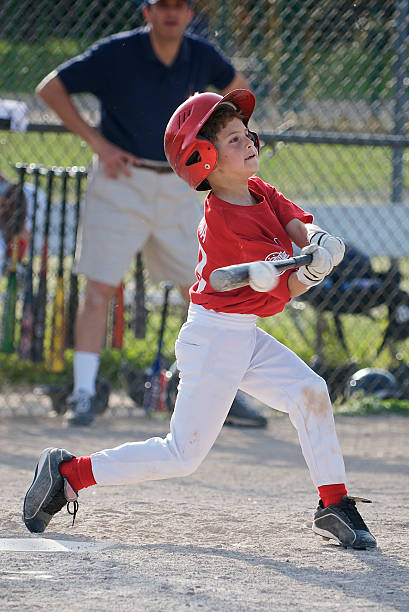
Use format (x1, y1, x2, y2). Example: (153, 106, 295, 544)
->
(23, 90, 376, 550)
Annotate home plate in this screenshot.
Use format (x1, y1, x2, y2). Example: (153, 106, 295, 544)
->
(0, 538, 115, 552)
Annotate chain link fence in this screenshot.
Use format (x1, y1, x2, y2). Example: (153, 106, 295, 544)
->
(1, 0, 409, 412)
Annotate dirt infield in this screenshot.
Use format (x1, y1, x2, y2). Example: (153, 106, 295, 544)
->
(1, 409, 408, 611)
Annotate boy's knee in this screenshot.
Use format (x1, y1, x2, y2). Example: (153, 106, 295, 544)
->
(300, 373, 332, 414)
(311, 372, 329, 395)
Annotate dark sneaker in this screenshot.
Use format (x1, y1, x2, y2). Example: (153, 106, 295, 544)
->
(225, 391, 268, 428)
(65, 389, 95, 426)
(23, 448, 79, 533)
(312, 496, 377, 549)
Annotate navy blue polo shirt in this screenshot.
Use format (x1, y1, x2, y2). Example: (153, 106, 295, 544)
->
(57, 28, 236, 162)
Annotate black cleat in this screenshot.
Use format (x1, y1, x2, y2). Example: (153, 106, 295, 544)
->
(225, 391, 268, 428)
(312, 496, 377, 549)
(23, 448, 79, 533)
(65, 390, 95, 426)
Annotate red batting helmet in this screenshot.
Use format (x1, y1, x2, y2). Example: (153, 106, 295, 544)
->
(164, 89, 258, 190)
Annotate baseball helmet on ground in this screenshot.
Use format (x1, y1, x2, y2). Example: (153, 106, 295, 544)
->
(164, 89, 258, 190)
(345, 367, 400, 399)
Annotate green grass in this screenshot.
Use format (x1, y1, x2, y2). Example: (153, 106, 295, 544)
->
(0, 303, 184, 389)
(0, 132, 92, 177)
(308, 44, 395, 102)
(0, 38, 88, 93)
(257, 303, 409, 370)
(1, 35, 399, 101)
(0, 301, 396, 390)
(259, 144, 409, 205)
(335, 392, 409, 416)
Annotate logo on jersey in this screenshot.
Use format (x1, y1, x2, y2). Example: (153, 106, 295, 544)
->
(198, 220, 207, 242)
(265, 251, 291, 275)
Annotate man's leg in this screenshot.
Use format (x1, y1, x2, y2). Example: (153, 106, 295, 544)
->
(178, 285, 190, 305)
(75, 279, 117, 354)
(65, 279, 117, 426)
(69, 161, 151, 425)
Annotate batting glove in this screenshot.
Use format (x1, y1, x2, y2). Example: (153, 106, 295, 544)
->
(306, 224, 345, 266)
(296, 244, 333, 287)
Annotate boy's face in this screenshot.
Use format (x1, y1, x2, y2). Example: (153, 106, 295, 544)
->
(209, 117, 259, 186)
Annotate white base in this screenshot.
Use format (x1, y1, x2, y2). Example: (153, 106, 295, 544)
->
(0, 537, 114, 552)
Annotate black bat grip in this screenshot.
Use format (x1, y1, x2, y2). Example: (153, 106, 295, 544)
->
(274, 253, 313, 271)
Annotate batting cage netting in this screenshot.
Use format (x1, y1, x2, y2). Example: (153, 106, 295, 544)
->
(1, 0, 409, 413)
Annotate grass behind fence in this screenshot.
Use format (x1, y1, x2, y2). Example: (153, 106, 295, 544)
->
(2, 132, 409, 203)
(1, 35, 397, 101)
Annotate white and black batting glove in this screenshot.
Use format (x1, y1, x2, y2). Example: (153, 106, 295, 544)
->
(306, 224, 345, 266)
(296, 244, 333, 287)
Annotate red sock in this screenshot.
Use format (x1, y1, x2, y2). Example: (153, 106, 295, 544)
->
(59, 456, 96, 492)
(318, 483, 347, 508)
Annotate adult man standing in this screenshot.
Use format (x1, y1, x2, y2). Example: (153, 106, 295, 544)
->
(36, 0, 267, 428)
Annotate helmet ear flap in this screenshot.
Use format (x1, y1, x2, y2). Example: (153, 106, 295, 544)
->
(181, 138, 217, 190)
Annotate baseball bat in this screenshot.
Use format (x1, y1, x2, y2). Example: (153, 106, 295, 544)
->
(18, 165, 40, 360)
(0, 236, 19, 353)
(32, 167, 54, 362)
(0, 164, 26, 353)
(48, 168, 67, 372)
(133, 251, 147, 338)
(66, 167, 84, 348)
(209, 253, 314, 292)
(143, 283, 172, 414)
(111, 281, 125, 349)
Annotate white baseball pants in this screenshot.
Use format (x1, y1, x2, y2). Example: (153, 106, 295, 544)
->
(91, 304, 346, 489)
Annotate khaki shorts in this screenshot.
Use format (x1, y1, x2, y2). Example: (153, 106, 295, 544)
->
(75, 158, 203, 287)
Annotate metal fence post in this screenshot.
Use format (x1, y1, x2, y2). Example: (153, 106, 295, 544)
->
(392, 0, 409, 204)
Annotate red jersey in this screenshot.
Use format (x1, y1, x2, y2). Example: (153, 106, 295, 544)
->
(190, 176, 313, 317)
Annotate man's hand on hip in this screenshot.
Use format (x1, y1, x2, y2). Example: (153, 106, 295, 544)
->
(93, 137, 140, 179)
